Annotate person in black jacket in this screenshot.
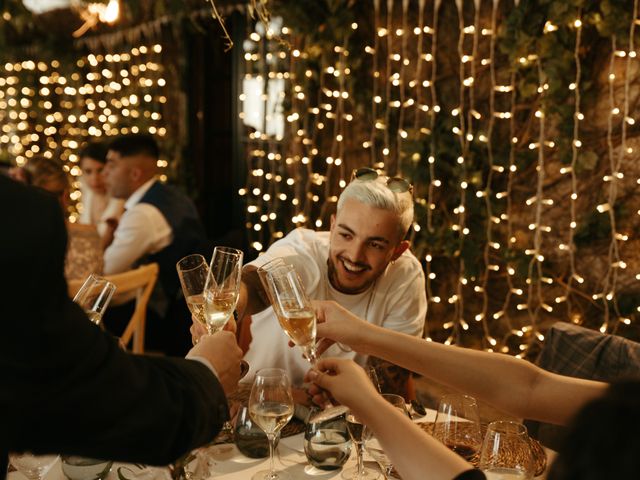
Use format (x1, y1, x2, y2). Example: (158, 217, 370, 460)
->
(0, 175, 243, 479)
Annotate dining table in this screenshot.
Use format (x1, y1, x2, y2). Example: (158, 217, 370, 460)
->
(7, 408, 555, 480)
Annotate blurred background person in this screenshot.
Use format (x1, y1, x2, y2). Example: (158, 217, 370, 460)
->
(21, 156, 103, 281)
(102, 134, 209, 355)
(77, 141, 125, 248)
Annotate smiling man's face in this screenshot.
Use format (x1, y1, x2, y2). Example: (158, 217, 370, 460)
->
(327, 198, 408, 294)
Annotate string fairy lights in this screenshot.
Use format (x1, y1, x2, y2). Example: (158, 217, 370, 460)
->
(0, 35, 169, 220)
(239, 0, 640, 353)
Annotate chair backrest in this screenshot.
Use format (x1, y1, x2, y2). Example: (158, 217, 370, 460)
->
(68, 263, 159, 354)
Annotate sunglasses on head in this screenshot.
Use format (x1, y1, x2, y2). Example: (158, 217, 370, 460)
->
(350, 167, 413, 194)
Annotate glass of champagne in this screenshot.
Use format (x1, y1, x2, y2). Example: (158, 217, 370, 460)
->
(249, 368, 294, 480)
(432, 394, 483, 462)
(479, 421, 534, 479)
(176, 254, 209, 329)
(203, 246, 243, 334)
(263, 264, 317, 364)
(363, 394, 409, 479)
(73, 273, 116, 325)
(10, 452, 59, 480)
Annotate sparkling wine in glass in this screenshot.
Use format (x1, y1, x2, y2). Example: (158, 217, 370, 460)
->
(263, 264, 317, 364)
(479, 421, 534, 480)
(73, 273, 116, 325)
(10, 452, 59, 480)
(249, 368, 294, 480)
(203, 246, 243, 334)
(176, 254, 209, 328)
(433, 394, 483, 461)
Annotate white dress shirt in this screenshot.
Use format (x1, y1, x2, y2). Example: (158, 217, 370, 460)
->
(103, 178, 172, 275)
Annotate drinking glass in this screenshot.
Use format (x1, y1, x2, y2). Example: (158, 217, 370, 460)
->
(304, 408, 352, 471)
(73, 273, 116, 325)
(363, 394, 409, 479)
(342, 411, 379, 480)
(256, 257, 287, 303)
(176, 254, 209, 329)
(203, 246, 243, 334)
(249, 368, 294, 480)
(10, 452, 59, 480)
(432, 394, 483, 461)
(479, 421, 534, 480)
(262, 264, 317, 364)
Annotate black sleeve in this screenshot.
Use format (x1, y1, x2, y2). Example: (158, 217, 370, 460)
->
(453, 470, 487, 480)
(1, 178, 228, 466)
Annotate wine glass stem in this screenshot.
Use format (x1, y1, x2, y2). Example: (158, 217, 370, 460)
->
(355, 441, 364, 479)
(267, 433, 276, 477)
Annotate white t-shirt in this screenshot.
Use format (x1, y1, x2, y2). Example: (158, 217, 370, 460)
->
(242, 228, 427, 387)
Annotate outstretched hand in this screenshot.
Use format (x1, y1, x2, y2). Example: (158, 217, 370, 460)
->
(312, 300, 368, 356)
(304, 357, 379, 409)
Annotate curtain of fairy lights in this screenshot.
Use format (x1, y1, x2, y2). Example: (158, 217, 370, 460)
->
(0, 24, 173, 220)
(239, 0, 640, 351)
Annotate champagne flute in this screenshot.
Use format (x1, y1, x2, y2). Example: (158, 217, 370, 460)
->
(432, 394, 483, 461)
(363, 394, 409, 479)
(73, 273, 116, 325)
(263, 264, 317, 364)
(203, 246, 243, 334)
(10, 452, 59, 480)
(479, 421, 534, 479)
(249, 368, 294, 480)
(176, 254, 209, 329)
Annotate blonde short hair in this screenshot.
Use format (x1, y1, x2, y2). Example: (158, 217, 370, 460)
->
(337, 176, 414, 239)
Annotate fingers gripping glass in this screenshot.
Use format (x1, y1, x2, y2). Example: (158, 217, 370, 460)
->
(350, 167, 413, 194)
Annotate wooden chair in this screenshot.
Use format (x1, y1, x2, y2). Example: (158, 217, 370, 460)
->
(68, 263, 159, 354)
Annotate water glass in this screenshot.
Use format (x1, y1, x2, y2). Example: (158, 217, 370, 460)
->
(304, 408, 352, 470)
(479, 421, 534, 479)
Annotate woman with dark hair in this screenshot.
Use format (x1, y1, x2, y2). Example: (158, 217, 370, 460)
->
(78, 141, 124, 244)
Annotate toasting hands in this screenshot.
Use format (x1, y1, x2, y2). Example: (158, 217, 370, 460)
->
(304, 357, 379, 409)
(188, 330, 243, 396)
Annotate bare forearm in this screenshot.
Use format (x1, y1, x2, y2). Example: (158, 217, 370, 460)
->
(237, 267, 270, 320)
(355, 395, 470, 480)
(358, 325, 606, 424)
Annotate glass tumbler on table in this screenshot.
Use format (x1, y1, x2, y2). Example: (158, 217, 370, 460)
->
(72, 273, 116, 326)
(479, 421, 534, 480)
(249, 368, 294, 480)
(304, 408, 352, 471)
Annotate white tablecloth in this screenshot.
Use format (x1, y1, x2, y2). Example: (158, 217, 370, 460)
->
(8, 409, 554, 480)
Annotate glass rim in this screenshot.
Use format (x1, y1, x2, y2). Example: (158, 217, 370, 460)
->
(439, 393, 478, 405)
(213, 246, 243, 257)
(254, 367, 288, 378)
(486, 420, 529, 436)
(176, 253, 207, 272)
